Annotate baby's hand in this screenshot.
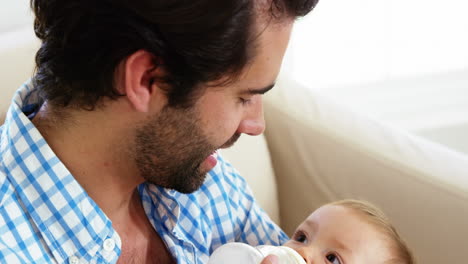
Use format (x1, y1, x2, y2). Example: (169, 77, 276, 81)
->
(260, 255, 279, 264)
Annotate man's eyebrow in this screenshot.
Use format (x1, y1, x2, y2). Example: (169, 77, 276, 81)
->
(244, 83, 275, 95)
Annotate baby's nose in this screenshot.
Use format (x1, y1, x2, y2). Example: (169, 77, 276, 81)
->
(295, 247, 314, 264)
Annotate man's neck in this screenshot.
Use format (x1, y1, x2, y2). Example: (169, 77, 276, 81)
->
(31, 103, 145, 221)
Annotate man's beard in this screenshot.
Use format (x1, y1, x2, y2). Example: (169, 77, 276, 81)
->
(133, 105, 239, 193)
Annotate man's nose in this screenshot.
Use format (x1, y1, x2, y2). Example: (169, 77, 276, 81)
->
(237, 98, 265, 136)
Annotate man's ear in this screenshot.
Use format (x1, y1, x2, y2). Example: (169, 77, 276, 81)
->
(122, 50, 162, 113)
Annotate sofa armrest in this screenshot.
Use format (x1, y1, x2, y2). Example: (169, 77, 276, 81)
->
(263, 76, 468, 264)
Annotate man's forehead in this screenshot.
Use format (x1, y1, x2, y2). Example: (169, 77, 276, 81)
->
(203, 20, 291, 93)
(243, 23, 292, 84)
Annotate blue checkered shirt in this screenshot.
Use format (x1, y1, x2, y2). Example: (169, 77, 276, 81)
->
(0, 83, 288, 263)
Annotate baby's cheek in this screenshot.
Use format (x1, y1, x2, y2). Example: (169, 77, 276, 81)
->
(282, 241, 296, 249)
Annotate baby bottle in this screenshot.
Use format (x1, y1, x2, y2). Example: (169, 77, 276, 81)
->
(208, 242, 306, 264)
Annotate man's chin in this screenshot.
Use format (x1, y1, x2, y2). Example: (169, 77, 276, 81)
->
(170, 176, 207, 194)
(146, 169, 209, 194)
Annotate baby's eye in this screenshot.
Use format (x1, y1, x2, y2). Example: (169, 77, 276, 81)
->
(326, 253, 341, 264)
(293, 231, 308, 244)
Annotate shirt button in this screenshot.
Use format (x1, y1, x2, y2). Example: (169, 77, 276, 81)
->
(69, 256, 79, 264)
(103, 238, 116, 252)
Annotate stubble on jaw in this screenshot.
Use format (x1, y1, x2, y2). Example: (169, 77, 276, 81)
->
(132, 104, 216, 193)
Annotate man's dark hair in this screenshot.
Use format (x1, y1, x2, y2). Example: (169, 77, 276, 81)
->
(31, 0, 318, 109)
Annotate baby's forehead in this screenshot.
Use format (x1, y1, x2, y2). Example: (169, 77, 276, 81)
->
(301, 204, 382, 237)
(308, 204, 380, 223)
(305, 204, 356, 223)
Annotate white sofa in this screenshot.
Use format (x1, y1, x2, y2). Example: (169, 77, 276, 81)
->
(2, 26, 468, 264)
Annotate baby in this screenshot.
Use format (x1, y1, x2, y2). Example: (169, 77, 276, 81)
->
(281, 199, 415, 264)
(210, 199, 415, 264)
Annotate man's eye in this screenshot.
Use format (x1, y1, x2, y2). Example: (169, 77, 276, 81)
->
(326, 253, 341, 264)
(293, 231, 308, 243)
(239, 98, 252, 105)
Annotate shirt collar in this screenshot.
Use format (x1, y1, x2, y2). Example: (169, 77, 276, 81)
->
(1, 83, 118, 263)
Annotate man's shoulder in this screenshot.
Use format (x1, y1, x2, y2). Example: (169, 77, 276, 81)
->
(0, 173, 52, 263)
(0, 171, 29, 262)
(0, 243, 51, 263)
(0, 125, 16, 208)
(0, 167, 19, 216)
(0, 162, 12, 206)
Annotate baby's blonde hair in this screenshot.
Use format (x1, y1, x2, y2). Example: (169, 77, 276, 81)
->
(329, 199, 415, 264)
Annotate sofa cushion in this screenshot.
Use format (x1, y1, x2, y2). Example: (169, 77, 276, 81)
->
(263, 76, 468, 264)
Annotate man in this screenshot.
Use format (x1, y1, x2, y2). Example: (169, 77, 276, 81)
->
(0, 0, 318, 263)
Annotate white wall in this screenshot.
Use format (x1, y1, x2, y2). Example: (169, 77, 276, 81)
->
(286, 0, 468, 89)
(0, 0, 33, 33)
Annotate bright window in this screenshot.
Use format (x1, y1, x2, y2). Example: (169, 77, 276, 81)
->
(286, 0, 468, 88)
